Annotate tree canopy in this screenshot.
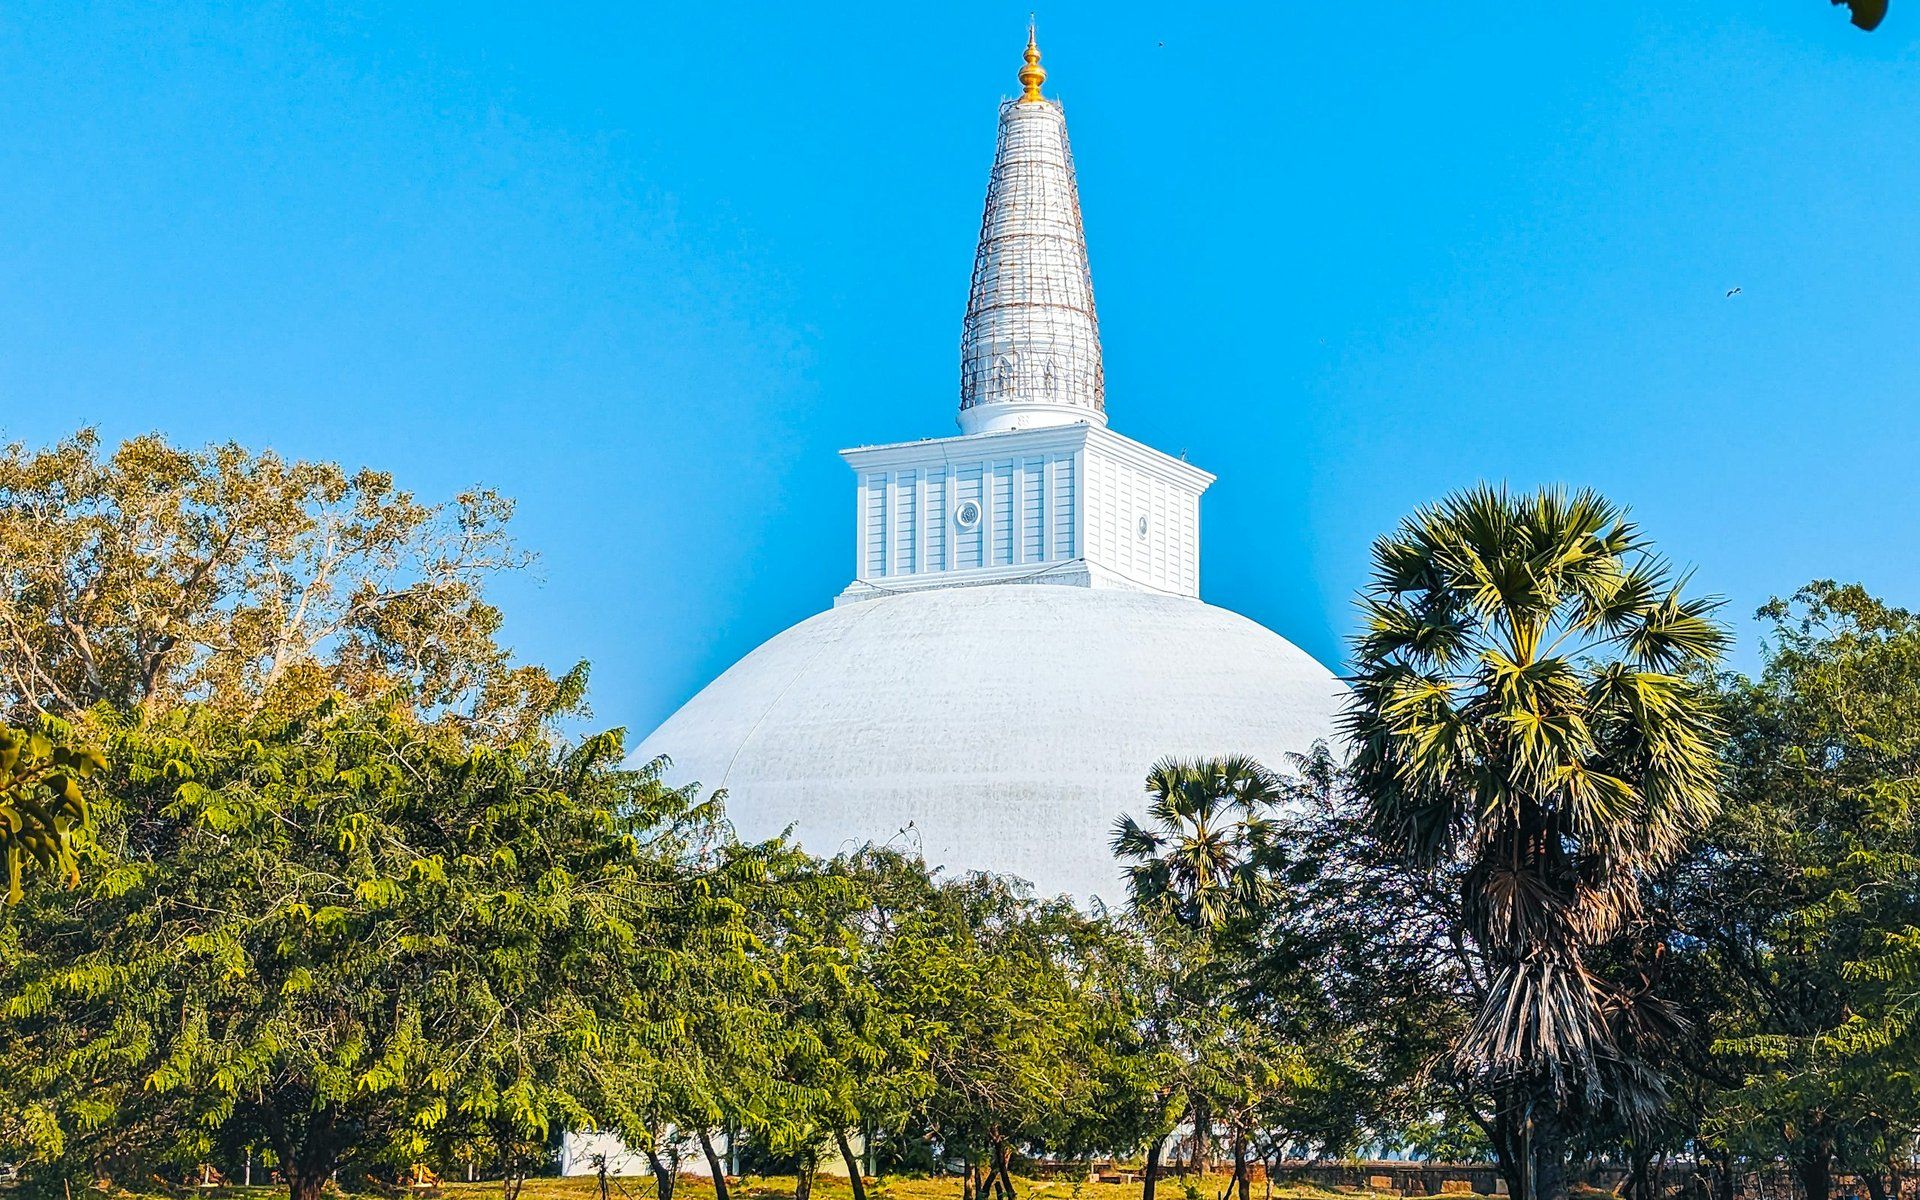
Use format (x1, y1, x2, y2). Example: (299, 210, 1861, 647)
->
(0, 430, 569, 736)
(0, 722, 102, 904)
(1344, 485, 1726, 1199)
(9, 428, 1920, 1200)
(1667, 582, 1920, 1200)
(0, 701, 745, 1200)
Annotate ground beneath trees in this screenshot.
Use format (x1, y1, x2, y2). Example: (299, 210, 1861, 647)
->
(76, 1178, 1487, 1200)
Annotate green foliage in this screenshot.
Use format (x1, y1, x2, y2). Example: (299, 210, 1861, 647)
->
(1112, 756, 1284, 932)
(1671, 582, 1920, 1190)
(0, 700, 732, 1200)
(1346, 485, 1725, 1082)
(908, 873, 1107, 1167)
(1112, 748, 1422, 1177)
(0, 429, 571, 737)
(0, 721, 103, 903)
(1245, 746, 1474, 1158)
(11, 422, 1920, 1200)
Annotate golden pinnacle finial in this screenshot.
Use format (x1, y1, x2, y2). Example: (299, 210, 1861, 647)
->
(1019, 20, 1046, 101)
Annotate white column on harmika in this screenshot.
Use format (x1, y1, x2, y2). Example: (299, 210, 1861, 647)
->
(957, 27, 1105, 436)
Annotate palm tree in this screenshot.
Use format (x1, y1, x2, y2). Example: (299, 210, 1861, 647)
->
(1110, 754, 1284, 931)
(1111, 754, 1286, 1177)
(1343, 485, 1724, 1198)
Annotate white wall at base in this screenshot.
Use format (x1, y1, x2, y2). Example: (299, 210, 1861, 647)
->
(558, 1131, 653, 1178)
(555, 1130, 867, 1180)
(557, 1130, 731, 1179)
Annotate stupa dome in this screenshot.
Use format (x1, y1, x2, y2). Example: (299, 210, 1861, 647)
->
(635, 585, 1344, 903)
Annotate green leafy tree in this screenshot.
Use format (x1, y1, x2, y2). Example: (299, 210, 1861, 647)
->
(1344, 485, 1726, 1200)
(562, 806, 796, 1200)
(0, 429, 567, 736)
(0, 701, 728, 1200)
(1669, 583, 1920, 1200)
(1078, 909, 1199, 1200)
(1244, 746, 1472, 1160)
(0, 722, 102, 904)
(901, 874, 1102, 1200)
(815, 850, 952, 1193)
(1113, 755, 1325, 1189)
(1035, 912, 1176, 1198)
(726, 849, 910, 1200)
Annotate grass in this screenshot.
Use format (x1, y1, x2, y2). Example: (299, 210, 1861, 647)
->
(76, 1176, 1439, 1200)
(444, 1180, 1381, 1200)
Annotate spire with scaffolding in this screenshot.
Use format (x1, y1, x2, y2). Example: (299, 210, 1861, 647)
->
(957, 26, 1105, 435)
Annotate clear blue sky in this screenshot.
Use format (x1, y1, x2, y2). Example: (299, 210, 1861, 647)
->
(3, 3, 1915, 735)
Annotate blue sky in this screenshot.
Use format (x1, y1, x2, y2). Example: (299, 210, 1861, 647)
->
(3, 2, 1916, 736)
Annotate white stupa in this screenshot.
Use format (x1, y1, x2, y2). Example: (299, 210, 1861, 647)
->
(636, 33, 1344, 904)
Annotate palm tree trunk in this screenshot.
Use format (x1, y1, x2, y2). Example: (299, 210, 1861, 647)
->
(1529, 1113, 1568, 1200)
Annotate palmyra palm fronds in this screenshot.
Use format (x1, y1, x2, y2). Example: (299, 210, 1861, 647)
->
(1112, 755, 1285, 929)
(1344, 484, 1726, 1085)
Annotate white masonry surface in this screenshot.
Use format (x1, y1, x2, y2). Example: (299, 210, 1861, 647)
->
(635, 53, 1344, 905)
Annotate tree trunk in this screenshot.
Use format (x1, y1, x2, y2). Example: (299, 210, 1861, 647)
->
(1488, 1095, 1524, 1200)
(1794, 1147, 1834, 1200)
(277, 1142, 336, 1200)
(1711, 1150, 1735, 1200)
(698, 1129, 731, 1200)
(1488, 1092, 1570, 1200)
(962, 1161, 976, 1200)
(1145, 1135, 1168, 1200)
(288, 1170, 328, 1200)
(1628, 1149, 1654, 1200)
(836, 1128, 869, 1200)
(1233, 1131, 1251, 1200)
(1530, 1116, 1568, 1200)
(795, 1147, 818, 1200)
(1189, 1095, 1211, 1173)
(260, 1099, 335, 1200)
(993, 1139, 1018, 1200)
(644, 1148, 676, 1200)
(1865, 1173, 1890, 1200)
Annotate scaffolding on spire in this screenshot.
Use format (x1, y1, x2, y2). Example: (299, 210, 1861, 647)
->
(957, 31, 1105, 435)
